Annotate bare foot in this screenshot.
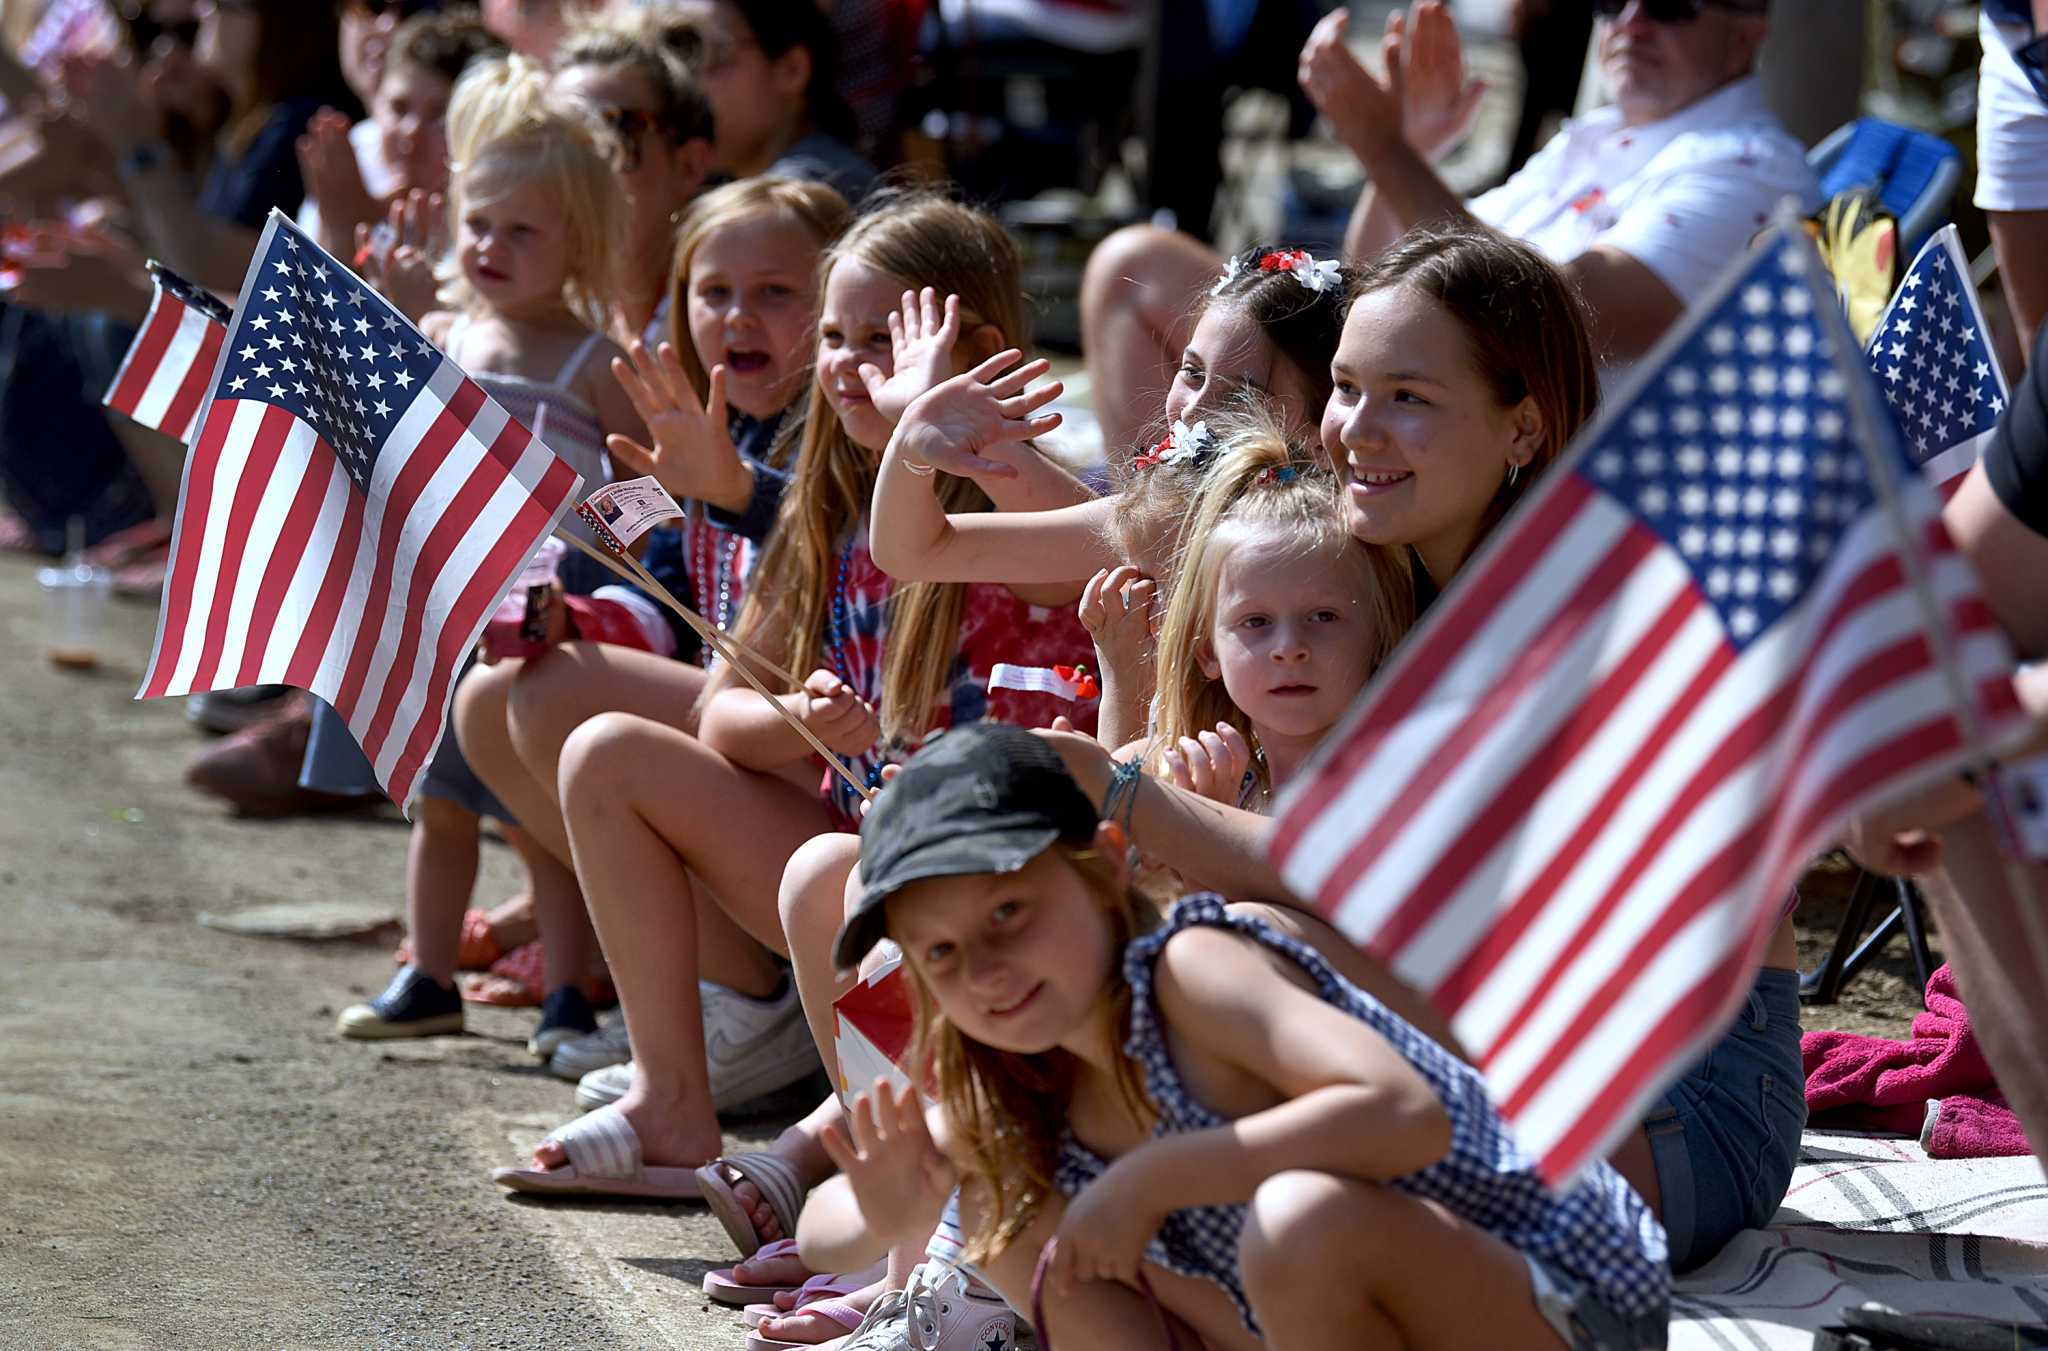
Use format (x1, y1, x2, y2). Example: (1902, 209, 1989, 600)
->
(756, 1277, 886, 1344)
(530, 1080, 719, 1172)
(727, 1123, 838, 1241)
(482, 891, 537, 952)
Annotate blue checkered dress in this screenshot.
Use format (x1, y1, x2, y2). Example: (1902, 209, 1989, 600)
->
(1054, 895, 1671, 1334)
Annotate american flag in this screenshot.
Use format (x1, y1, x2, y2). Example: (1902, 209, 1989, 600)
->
(103, 265, 231, 443)
(1270, 228, 2025, 1184)
(138, 212, 583, 806)
(1865, 226, 2007, 496)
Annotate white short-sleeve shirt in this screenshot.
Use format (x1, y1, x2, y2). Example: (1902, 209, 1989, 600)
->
(1469, 76, 1820, 309)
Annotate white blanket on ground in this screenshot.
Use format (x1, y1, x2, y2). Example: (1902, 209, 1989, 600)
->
(1673, 1132, 2048, 1349)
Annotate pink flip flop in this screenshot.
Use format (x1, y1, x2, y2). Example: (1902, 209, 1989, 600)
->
(489, 1105, 702, 1201)
(703, 1237, 810, 1306)
(743, 1292, 868, 1351)
(738, 1268, 874, 1329)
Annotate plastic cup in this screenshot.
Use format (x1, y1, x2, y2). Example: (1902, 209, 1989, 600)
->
(38, 561, 112, 669)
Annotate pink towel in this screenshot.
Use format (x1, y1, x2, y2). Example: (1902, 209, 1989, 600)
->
(1801, 964, 2035, 1158)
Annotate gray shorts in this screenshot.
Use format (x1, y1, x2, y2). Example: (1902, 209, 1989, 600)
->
(1526, 1255, 1669, 1350)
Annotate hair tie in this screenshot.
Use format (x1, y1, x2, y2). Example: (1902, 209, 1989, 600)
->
(1256, 466, 1298, 485)
(1255, 248, 1343, 296)
(1133, 419, 1215, 471)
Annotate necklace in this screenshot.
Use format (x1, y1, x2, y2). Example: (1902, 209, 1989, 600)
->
(689, 509, 741, 630)
(827, 533, 858, 687)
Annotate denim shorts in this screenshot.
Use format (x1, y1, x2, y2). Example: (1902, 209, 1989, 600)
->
(1643, 966, 1808, 1271)
(1526, 1254, 1669, 1349)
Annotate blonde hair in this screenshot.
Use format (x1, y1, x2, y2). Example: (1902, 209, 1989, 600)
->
(715, 191, 1035, 747)
(665, 177, 854, 404)
(902, 847, 1160, 1264)
(439, 54, 626, 330)
(1151, 412, 1414, 800)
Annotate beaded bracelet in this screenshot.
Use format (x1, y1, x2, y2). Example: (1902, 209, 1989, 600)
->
(1100, 756, 1145, 836)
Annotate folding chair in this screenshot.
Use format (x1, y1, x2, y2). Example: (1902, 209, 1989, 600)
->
(1807, 117, 1964, 259)
(1799, 868, 1940, 1007)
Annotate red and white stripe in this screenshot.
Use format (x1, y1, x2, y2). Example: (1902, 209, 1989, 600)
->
(138, 358, 580, 806)
(1271, 474, 2023, 1183)
(103, 279, 226, 443)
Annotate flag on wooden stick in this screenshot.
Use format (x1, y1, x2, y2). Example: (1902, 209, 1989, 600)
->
(137, 212, 582, 807)
(1863, 225, 2007, 497)
(102, 263, 231, 443)
(1270, 226, 2026, 1184)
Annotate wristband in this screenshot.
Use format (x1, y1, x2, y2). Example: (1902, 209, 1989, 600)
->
(116, 140, 172, 182)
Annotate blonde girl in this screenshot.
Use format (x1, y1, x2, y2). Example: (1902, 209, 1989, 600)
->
(1145, 417, 1412, 811)
(492, 194, 1096, 1238)
(804, 723, 1672, 1351)
(869, 245, 1354, 746)
(331, 61, 648, 1041)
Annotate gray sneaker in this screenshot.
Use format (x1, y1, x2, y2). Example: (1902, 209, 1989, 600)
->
(560, 983, 820, 1104)
(700, 978, 820, 1108)
(547, 1019, 630, 1080)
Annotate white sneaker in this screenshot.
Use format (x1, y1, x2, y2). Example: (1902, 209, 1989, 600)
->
(575, 1060, 631, 1112)
(838, 1262, 1030, 1351)
(700, 978, 821, 1108)
(547, 1019, 630, 1080)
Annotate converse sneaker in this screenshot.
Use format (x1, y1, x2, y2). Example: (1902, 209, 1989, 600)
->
(699, 977, 820, 1107)
(835, 1263, 1032, 1351)
(547, 1017, 630, 1080)
(336, 966, 463, 1040)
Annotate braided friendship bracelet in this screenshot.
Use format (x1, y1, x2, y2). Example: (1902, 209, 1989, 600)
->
(1100, 755, 1145, 837)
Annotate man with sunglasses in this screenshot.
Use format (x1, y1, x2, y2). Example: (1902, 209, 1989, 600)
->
(1311, 0, 1817, 370)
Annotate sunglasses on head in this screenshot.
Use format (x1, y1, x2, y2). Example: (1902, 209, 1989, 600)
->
(1593, 0, 1767, 20)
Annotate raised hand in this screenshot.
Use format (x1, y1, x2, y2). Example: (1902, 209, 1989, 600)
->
(859, 287, 961, 427)
(891, 349, 1063, 482)
(798, 668, 881, 758)
(55, 51, 159, 151)
(1386, 1, 1487, 163)
(1162, 722, 1254, 806)
(1298, 8, 1399, 158)
(1078, 564, 1157, 686)
(298, 108, 377, 251)
(604, 339, 754, 510)
(817, 1079, 959, 1251)
(355, 189, 444, 322)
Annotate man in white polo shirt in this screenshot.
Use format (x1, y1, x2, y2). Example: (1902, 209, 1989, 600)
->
(1079, 0, 1821, 450)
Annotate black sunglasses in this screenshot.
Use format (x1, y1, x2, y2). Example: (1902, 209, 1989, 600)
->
(1593, 0, 1767, 20)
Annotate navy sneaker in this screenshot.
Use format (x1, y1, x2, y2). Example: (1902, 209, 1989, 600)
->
(528, 984, 599, 1059)
(336, 966, 464, 1040)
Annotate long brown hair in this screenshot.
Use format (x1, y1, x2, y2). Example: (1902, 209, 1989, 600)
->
(1349, 225, 1600, 542)
(222, 1, 349, 154)
(716, 190, 1033, 745)
(664, 176, 852, 407)
(904, 848, 1160, 1263)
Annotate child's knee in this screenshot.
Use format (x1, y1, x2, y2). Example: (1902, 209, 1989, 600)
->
(1242, 1171, 1380, 1298)
(778, 833, 863, 947)
(452, 658, 516, 748)
(555, 711, 645, 812)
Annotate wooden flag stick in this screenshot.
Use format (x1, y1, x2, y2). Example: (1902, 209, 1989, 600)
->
(550, 526, 874, 802)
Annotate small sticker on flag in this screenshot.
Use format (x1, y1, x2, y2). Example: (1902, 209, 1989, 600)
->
(988, 662, 1099, 701)
(577, 476, 682, 553)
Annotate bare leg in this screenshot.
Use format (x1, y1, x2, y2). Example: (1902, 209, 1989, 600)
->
(455, 659, 567, 859)
(536, 712, 831, 1171)
(488, 827, 545, 950)
(406, 797, 482, 986)
(1079, 224, 1218, 454)
(1945, 460, 2048, 659)
(779, 832, 866, 1074)
(1988, 209, 2048, 366)
(1242, 1172, 1570, 1351)
(1914, 811, 2048, 1155)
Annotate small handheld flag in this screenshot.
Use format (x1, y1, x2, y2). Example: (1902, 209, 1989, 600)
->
(136, 212, 583, 809)
(1864, 226, 2007, 497)
(102, 263, 231, 443)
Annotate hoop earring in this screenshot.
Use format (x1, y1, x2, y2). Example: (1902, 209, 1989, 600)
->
(1507, 462, 1522, 489)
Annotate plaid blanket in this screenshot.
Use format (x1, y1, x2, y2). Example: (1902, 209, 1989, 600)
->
(1673, 1132, 2048, 1349)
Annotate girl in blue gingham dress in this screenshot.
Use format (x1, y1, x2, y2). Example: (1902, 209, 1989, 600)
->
(1055, 893, 1670, 1347)
(814, 724, 1670, 1351)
